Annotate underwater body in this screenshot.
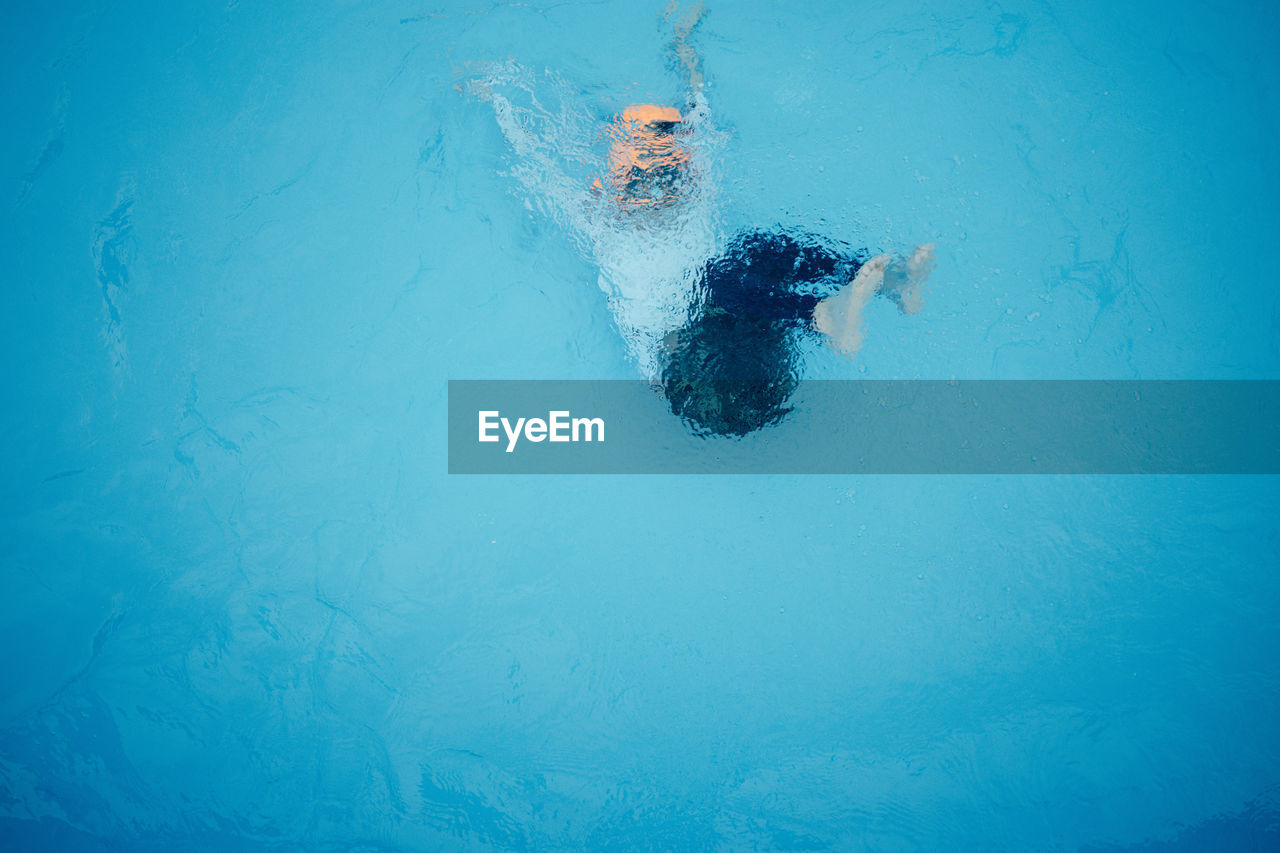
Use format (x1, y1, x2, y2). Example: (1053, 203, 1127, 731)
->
(473, 56, 917, 436)
(472, 59, 725, 383)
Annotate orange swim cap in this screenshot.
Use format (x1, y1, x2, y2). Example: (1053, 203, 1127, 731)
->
(620, 104, 683, 125)
(601, 104, 690, 208)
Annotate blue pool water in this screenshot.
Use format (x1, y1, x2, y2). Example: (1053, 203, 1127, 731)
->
(3, 1, 1279, 850)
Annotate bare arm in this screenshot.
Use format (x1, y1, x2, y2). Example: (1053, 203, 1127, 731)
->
(665, 2, 706, 95)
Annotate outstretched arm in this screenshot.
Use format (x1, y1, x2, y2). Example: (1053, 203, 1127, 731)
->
(665, 2, 706, 95)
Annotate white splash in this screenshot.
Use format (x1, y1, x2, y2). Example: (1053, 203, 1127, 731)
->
(467, 60, 723, 378)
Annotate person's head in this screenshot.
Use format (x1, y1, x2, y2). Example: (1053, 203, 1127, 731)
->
(603, 103, 692, 208)
(619, 103, 683, 130)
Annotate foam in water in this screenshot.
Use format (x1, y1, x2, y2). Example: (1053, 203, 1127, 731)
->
(468, 60, 724, 379)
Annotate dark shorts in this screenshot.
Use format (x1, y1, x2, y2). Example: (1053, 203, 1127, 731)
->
(661, 230, 864, 436)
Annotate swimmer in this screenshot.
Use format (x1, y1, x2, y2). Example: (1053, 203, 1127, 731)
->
(473, 6, 934, 435)
(617, 4, 936, 434)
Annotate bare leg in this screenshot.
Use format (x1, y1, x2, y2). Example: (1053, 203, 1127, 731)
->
(814, 255, 889, 357)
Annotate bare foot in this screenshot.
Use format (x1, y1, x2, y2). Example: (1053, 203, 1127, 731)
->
(814, 254, 888, 357)
(880, 243, 935, 315)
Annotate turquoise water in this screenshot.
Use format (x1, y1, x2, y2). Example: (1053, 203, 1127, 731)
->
(3, 1, 1279, 850)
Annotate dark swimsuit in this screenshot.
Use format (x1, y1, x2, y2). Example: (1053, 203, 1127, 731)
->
(661, 230, 865, 436)
(700, 230, 862, 326)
